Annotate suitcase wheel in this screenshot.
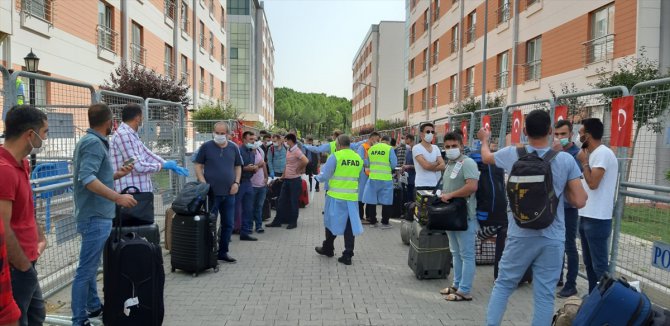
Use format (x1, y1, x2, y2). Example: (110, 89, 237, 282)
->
(214, 266, 220, 273)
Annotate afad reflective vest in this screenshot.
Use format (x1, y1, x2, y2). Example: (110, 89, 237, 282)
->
(328, 149, 363, 202)
(368, 143, 392, 181)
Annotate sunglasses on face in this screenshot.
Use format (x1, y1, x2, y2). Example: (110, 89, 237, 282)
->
(424, 130, 434, 134)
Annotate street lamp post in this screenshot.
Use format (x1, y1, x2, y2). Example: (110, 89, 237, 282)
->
(24, 49, 40, 171)
(355, 81, 377, 129)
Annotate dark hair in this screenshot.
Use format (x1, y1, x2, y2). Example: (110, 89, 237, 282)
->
(420, 122, 434, 132)
(390, 138, 396, 146)
(525, 110, 551, 138)
(306, 135, 314, 141)
(554, 120, 573, 131)
(88, 103, 113, 128)
(370, 131, 380, 138)
(405, 134, 415, 141)
(121, 103, 143, 122)
(4, 105, 48, 140)
(242, 131, 254, 139)
(453, 128, 464, 137)
(332, 129, 343, 138)
(262, 134, 271, 140)
(259, 130, 268, 136)
(272, 134, 282, 140)
(381, 135, 391, 142)
(582, 118, 604, 140)
(443, 132, 463, 144)
(337, 134, 351, 147)
(285, 133, 297, 143)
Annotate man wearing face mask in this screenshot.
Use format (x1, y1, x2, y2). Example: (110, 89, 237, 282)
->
(71, 104, 137, 326)
(234, 131, 260, 241)
(402, 135, 416, 204)
(576, 118, 618, 294)
(413, 123, 446, 192)
(195, 122, 243, 263)
(0, 105, 52, 326)
(551, 120, 582, 298)
(267, 134, 287, 178)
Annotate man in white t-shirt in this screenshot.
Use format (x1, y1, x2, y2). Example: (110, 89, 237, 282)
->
(412, 123, 446, 191)
(576, 118, 619, 293)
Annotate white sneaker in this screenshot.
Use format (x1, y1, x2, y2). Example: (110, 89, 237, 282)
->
(368, 223, 379, 228)
(380, 224, 393, 229)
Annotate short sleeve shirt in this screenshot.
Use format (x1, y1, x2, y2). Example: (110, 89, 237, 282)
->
(412, 144, 442, 188)
(284, 145, 306, 179)
(578, 144, 618, 220)
(494, 145, 582, 241)
(195, 141, 243, 196)
(442, 155, 480, 219)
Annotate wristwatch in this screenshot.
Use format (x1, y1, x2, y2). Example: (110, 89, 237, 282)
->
(233, 181, 240, 185)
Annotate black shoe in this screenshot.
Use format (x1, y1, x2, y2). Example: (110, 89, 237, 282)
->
(218, 254, 237, 263)
(315, 188, 320, 192)
(256, 228, 265, 234)
(240, 235, 258, 241)
(557, 280, 564, 287)
(338, 256, 352, 265)
(232, 229, 240, 235)
(286, 224, 297, 230)
(557, 286, 578, 298)
(315, 247, 334, 257)
(266, 222, 282, 227)
(87, 305, 103, 318)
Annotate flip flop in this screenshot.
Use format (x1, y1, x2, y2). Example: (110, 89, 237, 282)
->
(439, 286, 458, 295)
(445, 292, 473, 302)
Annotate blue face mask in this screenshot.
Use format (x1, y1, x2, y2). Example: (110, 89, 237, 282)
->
(245, 143, 256, 150)
(559, 138, 570, 147)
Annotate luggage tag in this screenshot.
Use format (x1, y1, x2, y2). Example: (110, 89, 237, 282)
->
(450, 161, 463, 179)
(123, 297, 139, 316)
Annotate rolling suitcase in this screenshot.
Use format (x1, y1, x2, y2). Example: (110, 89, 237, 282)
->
(408, 220, 451, 279)
(299, 179, 309, 208)
(103, 232, 164, 326)
(165, 208, 175, 250)
(109, 223, 160, 246)
(400, 220, 411, 245)
(170, 211, 219, 277)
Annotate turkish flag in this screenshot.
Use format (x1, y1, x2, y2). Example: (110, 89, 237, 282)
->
(460, 120, 469, 145)
(511, 110, 523, 144)
(482, 115, 491, 131)
(610, 96, 634, 147)
(555, 105, 568, 122)
(444, 122, 450, 133)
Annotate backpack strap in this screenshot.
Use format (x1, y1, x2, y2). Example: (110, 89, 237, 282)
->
(542, 149, 559, 162)
(515, 145, 528, 159)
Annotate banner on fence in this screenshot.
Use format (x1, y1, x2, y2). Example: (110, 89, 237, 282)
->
(460, 120, 469, 145)
(555, 105, 568, 122)
(511, 110, 523, 144)
(482, 115, 491, 131)
(444, 122, 450, 133)
(610, 96, 634, 148)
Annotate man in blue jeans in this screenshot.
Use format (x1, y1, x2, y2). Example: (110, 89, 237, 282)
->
(72, 104, 137, 326)
(195, 121, 243, 263)
(236, 131, 259, 241)
(478, 110, 587, 326)
(577, 118, 618, 293)
(250, 136, 269, 233)
(552, 120, 582, 297)
(266, 134, 308, 229)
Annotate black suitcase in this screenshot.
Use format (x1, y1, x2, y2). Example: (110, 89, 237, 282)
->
(494, 226, 532, 284)
(103, 232, 165, 326)
(170, 212, 219, 277)
(109, 223, 160, 246)
(408, 220, 452, 279)
(383, 184, 405, 219)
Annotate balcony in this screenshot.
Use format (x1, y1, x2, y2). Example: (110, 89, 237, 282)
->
(199, 80, 205, 94)
(497, 3, 510, 25)
(524, 60, 542, 81)
(495, 71, 509, 89)
(164, 0, 176, 21)
(164, 62, 175, 78)
(463, 84, 474, 98)
(96, 25, 118, 62)
(450, 90, 458, 102)
(450, 38, 459, 54)
(22, 0, 53, 24)
(431, 96, 438, 109)
(410, 32, 416, 44)
(583, 34, 614, 65)
(432, 52, 439, 66)
(466, 25, 476, 44)
(181, 71, 190, 83)
(130, 43, 147, 66)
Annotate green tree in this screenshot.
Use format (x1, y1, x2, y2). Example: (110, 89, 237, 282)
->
(453, 92, 506, 114)
(190, 101, 239, 133)
(273, 87, 351, 139)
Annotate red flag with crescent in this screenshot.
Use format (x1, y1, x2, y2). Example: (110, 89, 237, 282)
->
(611, 96, 634, 147)
(460, 120, 469, 145)
(511, 110, 522, 144)
(482, 115, 491, 131)
(554, 105, 568, 123)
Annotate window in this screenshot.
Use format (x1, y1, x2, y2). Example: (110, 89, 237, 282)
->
(433, 0, 440, 22)
(450, 25, 459, 54)
(423, 9, 429, 30)
(421, 88, 427, 110)
(228, 0, 250, 15)
(410, 23, 416, 43)
(164, 44, 174, 76)
(209, 31, 214, 53)
(164, 0, 176, 20)
(422, 49, 428, 71)
(450, 75, 458, 102)
(208, 0, 213, 13)
(527, 0, 539, 6)
(199, 21, 206, 48)
(220, 44, 225, 65)
(409, 58, 415, 78)
(525, 36, 542, 80)
(180, 1, 189, 34)
(230, 47, 238, 59)
(409, 93, 414, 111)
(220, 81, 225, 99)
(431, 83, 438, 109)
(432, 40, 439, 65)
(181, 55, 189, 81)
(97, 1, 116, 52)
(496, 51, 509, 89)
(221, 7, 225, 29)
(131, 22, 145, 65)
(587, 4, 615, 64)
(22, 0, 52, 22)
(497, 0, 510, 24)
(209, 73, 214, 96)
(200, 67, 205, 93)
(465, 66, 474, 97)
(467, 11, 476, 44)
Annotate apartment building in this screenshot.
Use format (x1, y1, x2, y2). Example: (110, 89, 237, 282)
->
(351, 21, 405, 133)
(0, 0, 228, 109)
(406, 0, 670, 123)
(227, 0, 274, 126)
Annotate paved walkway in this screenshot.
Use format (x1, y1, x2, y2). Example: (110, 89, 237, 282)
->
(47, 189, 588, 325)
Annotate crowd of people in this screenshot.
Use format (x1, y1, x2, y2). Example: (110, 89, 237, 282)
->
(0, 102, 621, 326)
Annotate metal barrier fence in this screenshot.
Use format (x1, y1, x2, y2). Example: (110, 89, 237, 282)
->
(500, 99, 553, 147)
(473, 107, 504, 150)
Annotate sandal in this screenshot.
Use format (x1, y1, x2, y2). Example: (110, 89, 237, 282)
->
(439, 286, 458, 295)
(445, 292, 473, 302)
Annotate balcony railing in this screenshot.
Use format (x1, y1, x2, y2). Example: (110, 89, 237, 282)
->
(463, 84, 475, 98)
(165, 0, 176, 20)
(164, 62, 175, 77)
(432, 52, 439, 65)
(524, 60, 542, 81)
(181, 71, 190, 83)
(450, 90, 458, 102)
(466, 25, 476, 44)
(130, 43, 146, 66)
(497, 3, 510, 25)
(22, 0, 53, 24)
(199, 80, 205, 93)
(450, 38, 459, 54)
(431, 96, 438, 109)
(410, 31, 416, 44)
(181, 15, 190, 34)
(495, 71, 509, 89)
(96, 25, 118, 54)
(434, 7, 440, 22)
(583, 34, 615, 65)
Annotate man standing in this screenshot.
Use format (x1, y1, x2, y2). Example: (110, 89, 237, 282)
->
(71, 104, 137, 326)
(413, 123, 445, 191)
(194, 122, 242, 263)
(403, 135, 416, 203)
(479, 110, 587, 325)
(552, 120, 581, 298)
(110, 104, 188, 193)
(266, 134, 308, 229)
(0, 105, 49, 326)
(438, 132, 479, 302)
(356, 132, 380, 224)
(305, 136, 320, 192)
(362, 135, 397, 229)
(235, 132, 259, 241)
(267, 134, 287, 178)
(250, 136, 268, 234)
(315, 135, 364, 265)
(577, 118, 618, 293)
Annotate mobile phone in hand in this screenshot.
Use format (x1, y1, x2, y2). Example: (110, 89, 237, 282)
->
(123, 157, 136, 167)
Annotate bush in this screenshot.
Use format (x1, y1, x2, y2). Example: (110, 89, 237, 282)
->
(101, 63, 190, 107)
(190, 101, 239, 133)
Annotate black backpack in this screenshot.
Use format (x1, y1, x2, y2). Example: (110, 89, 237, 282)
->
(476, 162, 508, 227)
(171, 182, 211, 215)
(506, 146, 559, 229)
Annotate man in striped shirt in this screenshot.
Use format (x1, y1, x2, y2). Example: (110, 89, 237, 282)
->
(110, 104, 188, 193)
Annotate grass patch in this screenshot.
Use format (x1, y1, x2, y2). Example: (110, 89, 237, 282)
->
(153, 171, 172, 191)
(621, 205, 670, 243)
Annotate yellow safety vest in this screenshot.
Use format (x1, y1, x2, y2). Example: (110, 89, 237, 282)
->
(368, 143, 392, 181)
(328, 149, 363, 202)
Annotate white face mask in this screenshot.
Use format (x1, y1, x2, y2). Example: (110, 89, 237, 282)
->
(29, 130, 46, 155)
(213, 134, 227, 144)
(446, 148, 461, 160)
(424, 133, 434, 143)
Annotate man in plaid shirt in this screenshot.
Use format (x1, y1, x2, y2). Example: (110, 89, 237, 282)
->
(110, 104, 188, 193)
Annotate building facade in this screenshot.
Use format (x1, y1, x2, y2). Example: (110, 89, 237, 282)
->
(406, 0, 670, 123)
(351, 21, 405, 133)
(227, 0, 274, 126)
(0, 0, 231, 109)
